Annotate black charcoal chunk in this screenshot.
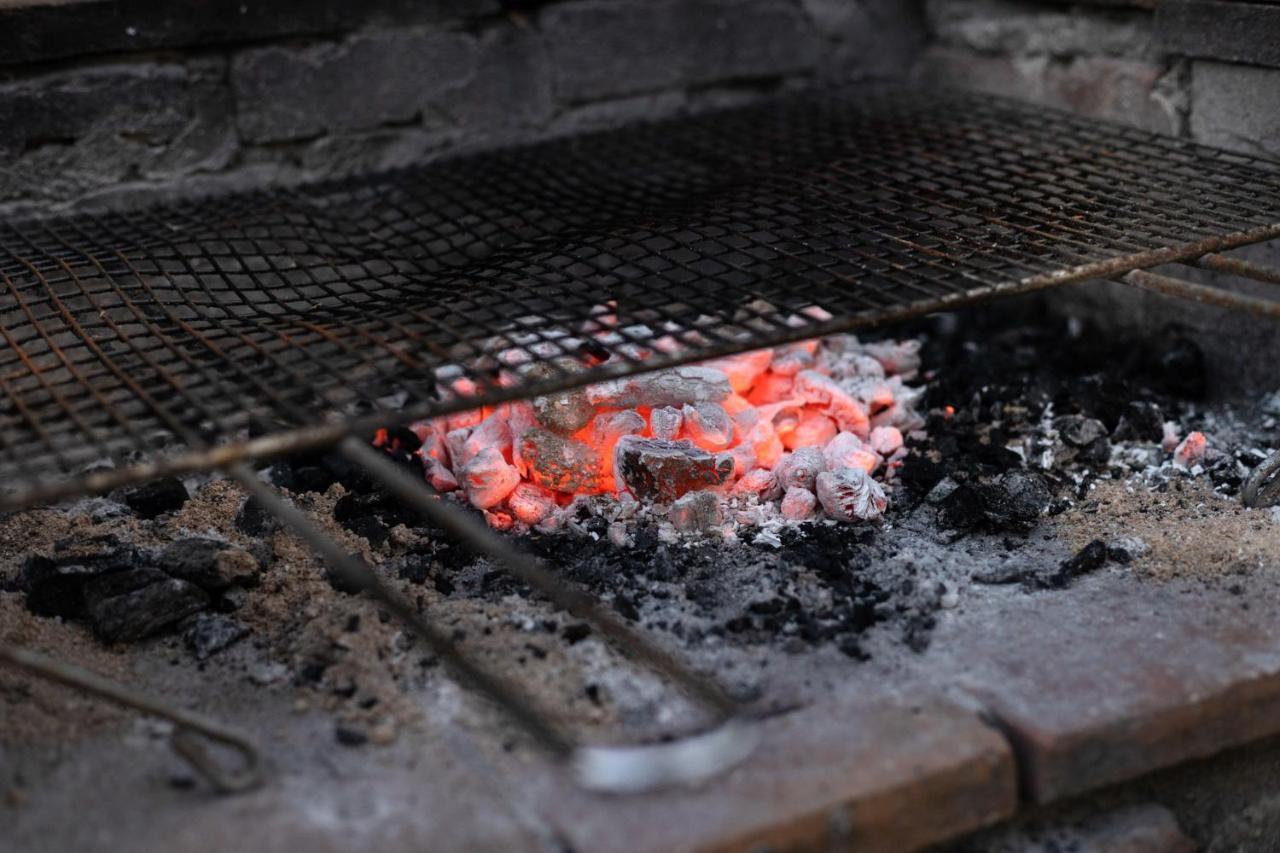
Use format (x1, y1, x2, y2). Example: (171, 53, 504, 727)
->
(1113, 401, 1165, 442)
(157, 538, 261, 592)
(20, 543, 141, 618)
(1036, 539, 1110, 590)
(84, 568, 210, 643)
(123, 477, 189, 519)
(614, 437, 732, 503)
(235, 496, 280, 536)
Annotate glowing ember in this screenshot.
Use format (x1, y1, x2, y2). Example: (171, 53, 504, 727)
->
(403, 330, 926, 535)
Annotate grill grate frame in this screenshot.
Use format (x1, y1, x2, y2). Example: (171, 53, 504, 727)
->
(3, 86, 1279, 510)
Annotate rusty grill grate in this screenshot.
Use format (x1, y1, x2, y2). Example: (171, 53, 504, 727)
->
(3, 86, 1280, 510)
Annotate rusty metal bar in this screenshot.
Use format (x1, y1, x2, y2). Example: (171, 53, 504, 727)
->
(1116, 269, 1280, 319)
(1194, 253, 1280, 287)
(1243, 451, 1280, 509)
(0, 643, 263, 793)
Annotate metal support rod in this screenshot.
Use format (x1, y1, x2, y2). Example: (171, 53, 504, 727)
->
(1116, 269, 1280, 319)
(340, 437, 738, 719)
(1243, 451, 1280, 509)
(0, 644, 262, 794)
(1195, 253, 1280, 287)
(225, 462, 575, 759)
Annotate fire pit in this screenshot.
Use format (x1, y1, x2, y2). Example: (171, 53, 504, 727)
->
(4, 1, 1280, 851)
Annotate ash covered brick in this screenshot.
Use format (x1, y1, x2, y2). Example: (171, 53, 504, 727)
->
(543, 0, 818, 103)
(1190, 61, 1280, 160)
(231, 29, 477, 143)
(436, 26, 552, 134)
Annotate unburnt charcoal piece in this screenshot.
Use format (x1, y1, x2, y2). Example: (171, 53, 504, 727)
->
(182, 612, 249, 660)
(157, 539, 261, 592)
(123, 477, 189, 519)
(20, 543, 141, 618)
(235, 496, 280, 536)
(84, 568, 210, 643)
(981, 471, 1050, 530)
(1036, 539, 1110, 589)
(1113, 401, 1165, 442)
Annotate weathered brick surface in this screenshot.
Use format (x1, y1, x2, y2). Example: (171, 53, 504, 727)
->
(532, 698, 1017, 853)
(913, 47, 1182, 134)
(543, 0, 819, 103)
(945, 577, 1280, 804)
(1190, 61, 1280, 160)
(231, 29, 477, 143)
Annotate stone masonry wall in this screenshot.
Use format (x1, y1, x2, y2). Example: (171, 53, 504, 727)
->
(0, 0, 924, 216)
(912, 0, 1280, 397)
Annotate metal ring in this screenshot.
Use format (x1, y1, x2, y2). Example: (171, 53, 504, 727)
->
(1243, 450, 1280, 509)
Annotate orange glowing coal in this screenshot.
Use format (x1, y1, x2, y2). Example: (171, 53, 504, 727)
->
(398, 329, 925, 534)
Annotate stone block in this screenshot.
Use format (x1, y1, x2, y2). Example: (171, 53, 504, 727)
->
(925, 0, 1156, 59)
(543, 0, 818, 103)
(1190, 61, 1280, 160)
(1158, 1, 1280, 69)
(231, 28, 476, 142)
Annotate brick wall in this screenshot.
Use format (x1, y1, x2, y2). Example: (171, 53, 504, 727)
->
(912, 0, 1280, 396)
(0, 0, 924, 216)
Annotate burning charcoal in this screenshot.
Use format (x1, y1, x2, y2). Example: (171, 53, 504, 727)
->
(793, 370, 870, 437)
(780, 486, 817, 520)
(460, 448, 521, 510)
(84, 568, 210, 643)
(614, 437, 733, 503)
(733, 467, 780, 500)
(445, 426, 474, 470)
(668, 491, 724, 533)
(770, 344, 814, 376)
(701, 349, 773, 394)
(722, 442, 757, 479)
(681, 402, 733, 450)
(822, 432, 879, 474)
(815, 467, 887, 522)
(746, 419, 784, 470)
(533, 387, 594, 433)
(507, 482, 558, 525)
(157, 538, 261, 592)
(746, 372, 794, 405)
(587, 366, 732, 408)
(423, 457, 459, 493)
(463, 411, 512, 460)
(123, 477, 189, 519)
(1038, 540, 1109, 589)
(1174, 431, 1208, 469)
(860, 339, 922, 378)
(775, 447, 825, 492)
(650, 406, 683, 441)
(1113, 401, 1165, 442)
(592, 409, 646, 447)
(182, 612, 249, 660)
(518, 429, 601, 494)
(782, 409, 837, 450)
(868, 426, 904, 457)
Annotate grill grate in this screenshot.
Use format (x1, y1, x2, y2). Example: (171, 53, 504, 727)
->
(3, 86, 1279, 509)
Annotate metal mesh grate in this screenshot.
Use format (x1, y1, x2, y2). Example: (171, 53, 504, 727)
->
(3, 86, 1279, 509)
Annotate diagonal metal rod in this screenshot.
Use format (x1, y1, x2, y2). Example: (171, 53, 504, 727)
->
(225, 462, 575, 758)
(0, 644, 262, 793)
(340, 436, 738, 719)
